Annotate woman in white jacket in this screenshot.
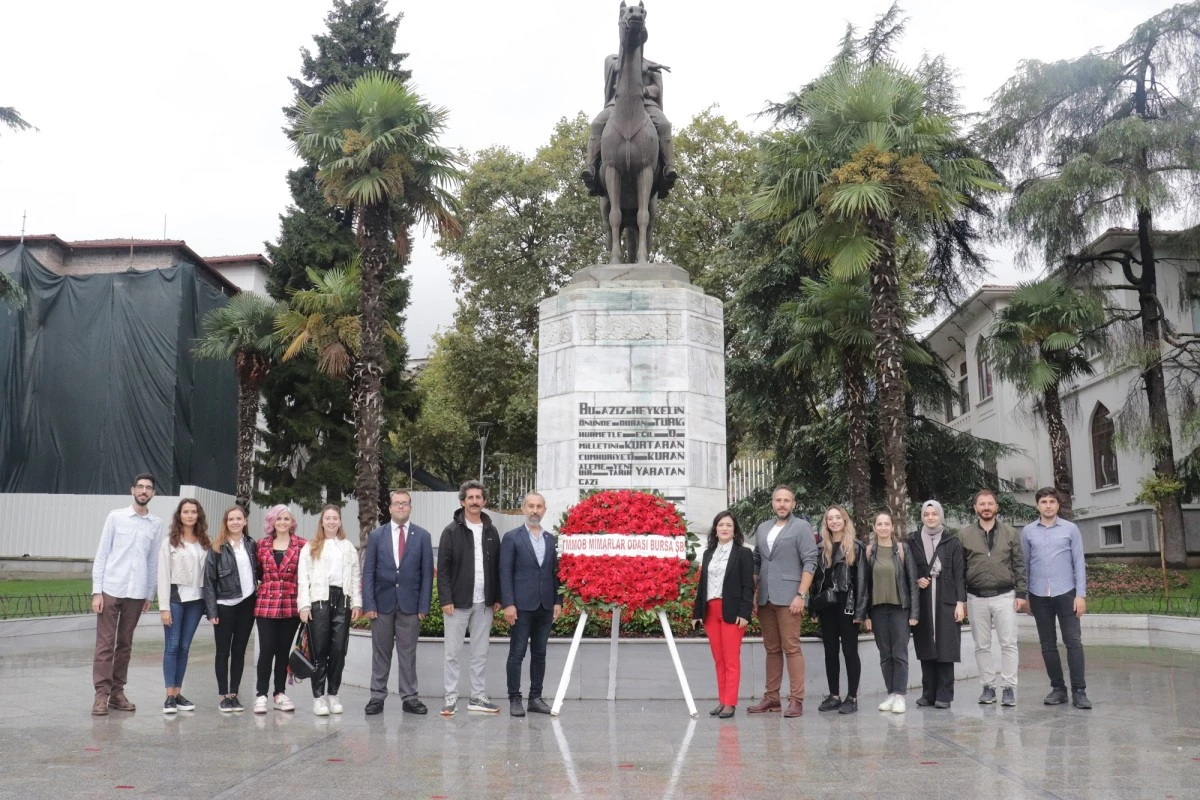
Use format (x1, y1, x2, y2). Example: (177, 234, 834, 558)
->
(298, 504, 362, 716)
(158, 499, 210, 714)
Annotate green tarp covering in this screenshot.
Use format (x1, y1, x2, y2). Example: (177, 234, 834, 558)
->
(0, 244, 237, 494)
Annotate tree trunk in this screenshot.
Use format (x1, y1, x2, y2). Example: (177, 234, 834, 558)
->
(1135, 207, 1187, 568)
(234, 356, 261, 512)
(352, 204, 390, 548)
(844, 351, 871, 537)
(1042, 381, 1073, 519)
(867, 217, 909, 522)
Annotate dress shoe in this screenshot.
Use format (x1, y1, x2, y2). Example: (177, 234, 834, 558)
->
(92, 694, 110, 716)
(934, 700, 951, 709)
(510, 698, 526, 717)
(527, 697, 552, 714)
(108, 692, 136, 712)
(747, 698, 781, 714)
(1071, 690, 1092, 709)
(709, 704, 724, 717)
(364, 698, 385, 715)
(978, 685, 997, 704)
(1044, 687, 1069, 705)
(402, 698, 428, 715)
(783, 699, 804, 718)
(718, 706, 736, 719)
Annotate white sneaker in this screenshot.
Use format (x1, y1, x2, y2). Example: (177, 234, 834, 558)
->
(878, 695, 896, 712)
(273, 693, 295, 712)
(253, 695, 268, 714)
(891, 695, 906, 713)
(327, 695, 343, 714)
(312, 697, 330, 716)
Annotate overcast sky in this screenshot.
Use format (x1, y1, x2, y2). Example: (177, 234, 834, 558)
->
(0, 0, 1175, 356)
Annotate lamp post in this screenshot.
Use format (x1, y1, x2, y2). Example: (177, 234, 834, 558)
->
(475, 421, 494, 484)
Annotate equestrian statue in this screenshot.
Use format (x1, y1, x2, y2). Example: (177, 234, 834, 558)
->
(580, 1, 677, 265)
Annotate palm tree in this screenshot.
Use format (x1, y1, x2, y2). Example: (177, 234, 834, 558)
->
(193, 292, 284, 510)
(777, 274, 932, 532)
(983, 279, 1106, 518)
(0, 271, 23, 307)
(291, 71, 461, 541)
(750, 61, 1001, 518)
(276, 262, 365, 380)
(0, 107, 34, 135)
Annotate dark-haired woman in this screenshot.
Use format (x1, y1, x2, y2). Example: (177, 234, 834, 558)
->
(812, 505, 868, 715)
(909, 500, 966, 709)
(203, 506, 260, 713)
(157, 499, 210, 714)
(864, 510, 919, 713)
(692, 510, 754, 719)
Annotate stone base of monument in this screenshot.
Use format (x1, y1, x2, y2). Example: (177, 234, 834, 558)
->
(536, 263, 727, 528)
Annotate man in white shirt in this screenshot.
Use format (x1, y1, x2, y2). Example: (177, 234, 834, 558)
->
(91, 473, 164, 716)
(437, 480, 501, 716)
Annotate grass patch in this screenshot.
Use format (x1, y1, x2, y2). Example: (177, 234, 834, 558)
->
(0, 579, 93, 596)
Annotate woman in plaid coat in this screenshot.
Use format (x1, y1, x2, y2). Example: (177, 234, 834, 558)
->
(253, 505, 306, 713)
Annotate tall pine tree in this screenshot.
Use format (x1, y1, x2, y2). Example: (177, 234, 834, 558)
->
(258, 0, 413, 514)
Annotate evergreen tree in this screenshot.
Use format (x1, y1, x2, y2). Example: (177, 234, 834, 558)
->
(258, 0, 412, 513)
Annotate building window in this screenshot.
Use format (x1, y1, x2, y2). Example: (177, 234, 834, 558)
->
(958, 361, 969, 415)
(1091, 404, 1119, 488)
(976, 341, 993, 401)
(1100, 522, 1123, 548)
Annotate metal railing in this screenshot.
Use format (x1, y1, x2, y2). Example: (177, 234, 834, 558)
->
(0, 593, 97, 620)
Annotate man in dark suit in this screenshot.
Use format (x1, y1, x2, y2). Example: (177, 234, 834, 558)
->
(500, 492, 562, 717)
(362, 489, 433, 715)
(748, 485, 818, 718)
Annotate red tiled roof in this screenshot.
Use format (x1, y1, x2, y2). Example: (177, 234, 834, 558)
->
(205, 254, 271, 265)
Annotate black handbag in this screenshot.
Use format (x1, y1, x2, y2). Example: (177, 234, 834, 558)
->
(288, 622, 314, 680)
(808, 586, 838, 612)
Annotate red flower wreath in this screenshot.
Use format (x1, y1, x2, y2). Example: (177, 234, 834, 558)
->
(557, 490, 692, 612)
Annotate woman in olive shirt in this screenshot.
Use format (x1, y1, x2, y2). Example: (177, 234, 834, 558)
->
(864, 511, 920, 713)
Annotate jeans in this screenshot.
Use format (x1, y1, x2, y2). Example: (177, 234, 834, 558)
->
(255, 616, 301, 697)
(213, 594, 256, 696)
(1029, 590, 1086, 691)
(967, 591, 1019, 688)
(870, 604, 910, 696)
(309, 586, 350, 697)
(444, 602, 493, 704)
(506, 605, 554, 700)
(818, 600, 861, 697)
(162, 599, 205, 689)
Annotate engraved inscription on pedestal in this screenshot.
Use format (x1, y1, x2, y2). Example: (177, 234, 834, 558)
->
(577, 401, 687, 489)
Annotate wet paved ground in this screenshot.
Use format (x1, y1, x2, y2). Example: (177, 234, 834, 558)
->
(3, 628, 1200, 799)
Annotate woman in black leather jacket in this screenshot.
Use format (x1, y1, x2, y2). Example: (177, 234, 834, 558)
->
(811, 505, 868, 715)
(203, 506, 260, 713)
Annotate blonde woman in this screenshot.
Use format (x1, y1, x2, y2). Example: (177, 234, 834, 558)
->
(158, 499, 210, 714)
(202, 506, 260, 713)
(811, 505, 867, 715)
(298, 505, 363, 716)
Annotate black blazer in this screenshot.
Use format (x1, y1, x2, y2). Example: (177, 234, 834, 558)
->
(499, 525, 560, 612)
(692, 544, 754, 624)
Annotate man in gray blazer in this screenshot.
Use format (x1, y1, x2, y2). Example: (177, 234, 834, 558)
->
(749, 485, 818, 717)
(362, 489, 434, 715)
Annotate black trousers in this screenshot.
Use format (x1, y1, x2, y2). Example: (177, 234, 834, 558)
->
(309, 586, 350, 697)
(817, 601, 861, 697)
(255, 616, 301, 697)
(213, 594, 256, 696)
(1029, 590, 1086, 691)
(507, 605, 554, 699)
(920, 659, 955, 703)
(870, 604, 910, 696)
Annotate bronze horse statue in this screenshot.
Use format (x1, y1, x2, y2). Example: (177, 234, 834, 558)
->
(598, 2, 662, 264)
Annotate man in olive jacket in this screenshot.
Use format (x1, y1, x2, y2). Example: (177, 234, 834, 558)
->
(957, 489, 1026, 707)
(437, 480, 502, 716)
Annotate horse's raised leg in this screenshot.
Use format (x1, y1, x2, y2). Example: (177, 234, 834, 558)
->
(605, 165, 623, 264)
(635, 165, 654, 264)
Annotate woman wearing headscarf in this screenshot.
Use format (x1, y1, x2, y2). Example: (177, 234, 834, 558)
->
(908, 500, 966, 708)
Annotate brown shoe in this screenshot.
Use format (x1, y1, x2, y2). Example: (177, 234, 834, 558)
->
(108, 692, 136, 712)
(747, 698, 781, 714)
(92, 694, 110, 716)
(783, 699, 804, 718)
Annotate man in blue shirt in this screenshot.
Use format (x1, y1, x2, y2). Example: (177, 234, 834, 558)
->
(1021, 487, 1091, 709)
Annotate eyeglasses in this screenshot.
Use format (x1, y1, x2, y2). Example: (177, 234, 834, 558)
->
(390, 501, 412, 507)
(134, 484, 155, 491)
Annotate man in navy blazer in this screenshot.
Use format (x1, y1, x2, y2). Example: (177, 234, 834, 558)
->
(500, 492, 561, 717)
(362, 489, 433, 715)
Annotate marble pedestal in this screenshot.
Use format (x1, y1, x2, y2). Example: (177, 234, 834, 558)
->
(536, 263, 727, 530)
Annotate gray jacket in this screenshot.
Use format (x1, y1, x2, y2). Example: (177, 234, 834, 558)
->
(752, 516, 819, 606)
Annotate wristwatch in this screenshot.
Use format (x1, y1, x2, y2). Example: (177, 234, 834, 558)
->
(797, 592, 809, 600)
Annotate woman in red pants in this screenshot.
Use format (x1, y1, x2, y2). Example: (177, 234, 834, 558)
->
(692, 510, 755, 718)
